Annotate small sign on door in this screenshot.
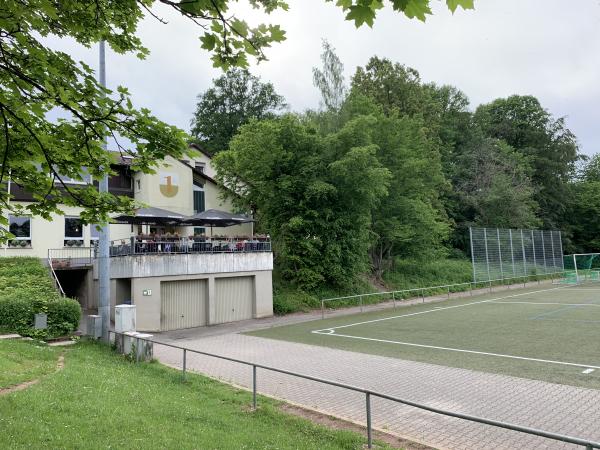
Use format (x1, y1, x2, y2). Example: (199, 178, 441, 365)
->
(143, 289, 152, 296)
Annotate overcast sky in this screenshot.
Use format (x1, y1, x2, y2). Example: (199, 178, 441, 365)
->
(50, 0, 600, 155)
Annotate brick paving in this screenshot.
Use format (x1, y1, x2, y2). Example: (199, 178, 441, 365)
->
(153, 331, 600, 450)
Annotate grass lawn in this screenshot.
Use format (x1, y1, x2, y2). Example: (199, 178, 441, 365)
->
(249, 284, 600, 390)
(0, 339, 389, 449)
(0, 338, 58, 389)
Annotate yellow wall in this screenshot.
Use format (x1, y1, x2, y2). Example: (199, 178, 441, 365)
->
(134, 155, 194, 215)
(2, 203, 132, 258)
(2, 154, 254, 257)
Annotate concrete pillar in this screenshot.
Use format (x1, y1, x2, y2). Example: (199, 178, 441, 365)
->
(207, 276, 216, 325)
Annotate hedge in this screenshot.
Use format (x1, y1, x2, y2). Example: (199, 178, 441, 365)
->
(0, 257, 80, 339)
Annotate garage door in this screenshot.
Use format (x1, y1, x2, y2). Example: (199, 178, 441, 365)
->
(215, 276, 254, 324)
(161, 279, 207, 331)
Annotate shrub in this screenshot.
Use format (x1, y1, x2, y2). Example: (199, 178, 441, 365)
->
(0, 257, 80, 338)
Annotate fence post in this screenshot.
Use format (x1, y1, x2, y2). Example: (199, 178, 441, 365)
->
(447, 286, 450, 299)
(252, 365, 257, 410)
(360, 296, 363, 312)
(135, 337, 140, 363)
(392, 291, 396, 309)
(321, 300, 325, 320)
(182, 348, 187, 380)
(489, 280, 492, 293)
(421, 289, 425, 303)
(366, 392, 372, 449)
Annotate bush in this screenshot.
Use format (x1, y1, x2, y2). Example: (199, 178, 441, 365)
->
(272, 268, 375, 315)
(0, 257, 80, 338)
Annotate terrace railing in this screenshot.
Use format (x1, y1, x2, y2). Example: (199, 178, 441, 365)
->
(320, 271, 567, 319)
(48, 247, 94, 268)
(109, 236, 271, 257)
(109, 330, 600, 449)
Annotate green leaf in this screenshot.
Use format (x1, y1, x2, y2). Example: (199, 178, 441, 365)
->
(200, 33, 217, 51)
(446, 0, 475, 13)
(269, 25, 286, 42)
(401, 0, 432, 21)
(231, 19, 249, 37)
(345, 5, 376, 28)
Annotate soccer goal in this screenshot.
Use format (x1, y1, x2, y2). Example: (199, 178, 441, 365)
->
(563, 253, 600, 283)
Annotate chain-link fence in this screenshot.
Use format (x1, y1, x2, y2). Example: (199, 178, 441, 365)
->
(470, 227, 563, 283)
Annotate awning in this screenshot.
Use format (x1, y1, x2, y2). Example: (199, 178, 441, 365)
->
(112, 207, 186, 225)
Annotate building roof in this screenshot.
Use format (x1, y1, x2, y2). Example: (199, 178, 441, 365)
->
(188, 142, 214, 159)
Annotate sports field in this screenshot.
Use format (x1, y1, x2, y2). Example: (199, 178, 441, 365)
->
(248, 283, 600, 389)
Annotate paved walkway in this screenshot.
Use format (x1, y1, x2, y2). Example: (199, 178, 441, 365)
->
(153, 331, 600, 450)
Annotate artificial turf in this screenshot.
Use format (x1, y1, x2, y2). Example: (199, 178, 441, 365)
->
(248, 284, 600, 390)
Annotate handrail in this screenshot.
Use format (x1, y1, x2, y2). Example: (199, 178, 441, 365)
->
(319, 271, 568, 319)
(110, 330, 600, 449)
(47, 256, 66, 297)
(109, 236, 271, 257)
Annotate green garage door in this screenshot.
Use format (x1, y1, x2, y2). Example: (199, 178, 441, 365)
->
(161, 279, 208, 331)
(214, 276, 254, 324)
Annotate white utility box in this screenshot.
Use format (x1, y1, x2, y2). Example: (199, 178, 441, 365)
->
(118, 331, 153, 361)
(115, 304, 136, 333)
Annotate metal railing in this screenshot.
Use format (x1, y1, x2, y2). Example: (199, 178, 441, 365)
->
(109, 236, 271, 257)
(48, 247, 94, 267)
(47, 256, 65, 297)
(320, 271, 568, 319)
(109, 330, 600, 449)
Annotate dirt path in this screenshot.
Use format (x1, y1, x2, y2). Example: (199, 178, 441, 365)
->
(0, 353, 65, 396)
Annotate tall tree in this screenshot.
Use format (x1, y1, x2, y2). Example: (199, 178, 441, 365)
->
(313, 40, 347, 112)
(351, 57, 439, 120)
(455, 137, 539, 229)
(474, 95, 579, 229)
(567, 154, 600, 253)
(190, 68, 286, 153)
(1, 1, 473, 241)
(213, 115, 390, 288)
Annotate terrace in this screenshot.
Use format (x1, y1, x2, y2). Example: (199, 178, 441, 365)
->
(109, 235, 272, 256)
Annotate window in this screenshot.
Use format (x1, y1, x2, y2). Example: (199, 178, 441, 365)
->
(54, 167, 92, 185)
(195, 162, 205, 173)
(194, 227, 206, 236)
(64, 217, 83, 246)
(193, 184, 205, 213)
(8, 216, 32, 248)
(136, 179, 141, 191)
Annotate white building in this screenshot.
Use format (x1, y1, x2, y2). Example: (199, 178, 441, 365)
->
(2, 145, 273, 331)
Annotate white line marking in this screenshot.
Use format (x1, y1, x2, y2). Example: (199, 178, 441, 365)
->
(312, 286, 570, 333)
(312, 331, 600, 370)
(556, 288, 600, 291)
(488, 301, 600, 307)
(583, 368, 595, 374)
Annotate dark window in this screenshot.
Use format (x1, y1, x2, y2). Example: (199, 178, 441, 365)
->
(195, 162, 205, 173)
(65, 217, 83, 239)
(194, 227, 206, 236)
(108, 171, 132, 189)
(9, 216, 31, 239)
(193, 190, 205, 213)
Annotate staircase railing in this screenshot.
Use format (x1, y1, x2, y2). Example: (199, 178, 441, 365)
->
(47, 255, 66, 297)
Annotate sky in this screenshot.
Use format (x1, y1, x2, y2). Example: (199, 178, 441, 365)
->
(49, 0, 600, 155)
